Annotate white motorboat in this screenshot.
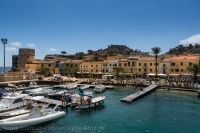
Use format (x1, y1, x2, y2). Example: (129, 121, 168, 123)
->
(67, 83, 77, 90)
(76, 96, 105, 110)
(0, 104, 65, 130)
(94, 85, 106, 93)
(47, 89, 68, 97)
(29, 82, 38, 88)
(53, 84, 68, 89)
(70, 91, 93, 107)
(0, 92, 28, 112)
(25, 86, 53, 96)
(0, 102, 46, 118)
(79, 85, 90, 90)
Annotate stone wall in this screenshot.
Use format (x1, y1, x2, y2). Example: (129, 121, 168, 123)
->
(0, 72, 35, 82)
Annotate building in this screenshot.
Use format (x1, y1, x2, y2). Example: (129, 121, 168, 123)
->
(169, 55, 200, 74)
(12, 48, 35, 69)
(58, 60, 83, 76)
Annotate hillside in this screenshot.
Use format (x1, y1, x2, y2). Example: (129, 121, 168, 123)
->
(166, 43, 200, 55)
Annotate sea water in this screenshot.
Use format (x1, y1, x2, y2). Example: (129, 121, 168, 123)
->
(1, 86, 200, 133)
(0, 67, 11, 73)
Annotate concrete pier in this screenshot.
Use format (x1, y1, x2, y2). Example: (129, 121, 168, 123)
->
(121, 85, 158, 103)
(26, 96, 70, 107)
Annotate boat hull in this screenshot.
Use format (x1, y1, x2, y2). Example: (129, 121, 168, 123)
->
(0, 111, 65, 130)
(77, 96, 105, 110)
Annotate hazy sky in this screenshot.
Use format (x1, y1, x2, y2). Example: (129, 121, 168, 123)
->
(1, 0, 200, 66)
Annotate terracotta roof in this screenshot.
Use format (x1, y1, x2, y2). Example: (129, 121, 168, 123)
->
(138, 57, 155, 61)
(32, 60, 56, 64)
(170, 56, 199, 60)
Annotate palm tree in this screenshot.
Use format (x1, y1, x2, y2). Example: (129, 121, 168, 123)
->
(39, 67, 50, 76)
(112, 67, 124, 81)
(151, 47, 161, 82)
(186, 63, 200, 84)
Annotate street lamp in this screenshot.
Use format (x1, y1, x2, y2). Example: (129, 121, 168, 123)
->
(1, 38, 8, 74)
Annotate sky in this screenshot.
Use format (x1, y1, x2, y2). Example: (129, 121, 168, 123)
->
(0, 0, 200, 67)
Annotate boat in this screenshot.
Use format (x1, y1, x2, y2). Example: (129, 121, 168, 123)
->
(94, 85, 106, 93)
(197, 91, 200, 98)
(66, 83, 77, 90)
(53, 84, 68, 89)
(0, 102, 46, 118)
(79, 85, 90, 90)
(0, 104, 65, 130)
(0, 92, 28, 112)
(29, 82, 38, 88)
(25, 86, 53, 96)
(47, 89, 68, 98)
(76, 96, 105, 110)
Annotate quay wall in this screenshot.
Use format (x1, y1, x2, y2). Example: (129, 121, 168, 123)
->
(0, 72, 34, 82)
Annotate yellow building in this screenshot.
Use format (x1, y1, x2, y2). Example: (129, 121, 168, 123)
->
(137, 57, 156, 75)
(169, 56, 200, 74)
(80, 61, 102, 73)
(25, 60, 59, 75)
(106, 54, 128, 61)
(59, 60, 83, 76)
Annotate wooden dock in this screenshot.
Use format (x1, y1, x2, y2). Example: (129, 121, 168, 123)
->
(26, 96, 70, 107)
(120, 85, 158, 103)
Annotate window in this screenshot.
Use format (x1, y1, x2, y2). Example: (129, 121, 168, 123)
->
(48, 64, 51, 67)
(171, 63, 175, 66)
(139, 69, 141, 71)
(181, 69, 183, 72)
(171, 69, 174, 72)
(128, 62, 130, 66)
(132, 62, 135, 66)
(91, 65, 93, 67)
(125, 63, 127, 66)
(139, 63, 141, 66)
(144, 63, 147, 66)
(119, 63, 121, 66)
(175, 69, 179, 72)
(13, 98, 23, 104)
(181, 62, 183, 66)
(150, 69, 152, 72)
(189, 62, 192, 66)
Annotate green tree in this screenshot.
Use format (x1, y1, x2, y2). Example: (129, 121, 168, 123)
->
(61, 51, 67, 55)
(87, 50, 93, 55)
(39, 67, 50, 76)
(151, 47, 161, 81)
(112, 67, 124, 81)
(186, 63, 200, 84)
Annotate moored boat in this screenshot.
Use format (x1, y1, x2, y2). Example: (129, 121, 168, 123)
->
(0, 93, 28, 112)
(94, 85, 106, 93)
(76, 96, 105, 110)
(0, 104, 65, 130)
(197, 90, 200, 98)
(79, 85, 90, 90)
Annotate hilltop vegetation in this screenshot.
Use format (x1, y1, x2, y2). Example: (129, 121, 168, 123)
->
(166, 43, 200, 55)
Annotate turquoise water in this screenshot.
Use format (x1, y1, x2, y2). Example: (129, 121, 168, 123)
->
(1, 87, 200, 133)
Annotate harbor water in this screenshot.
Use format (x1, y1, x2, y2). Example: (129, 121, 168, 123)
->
(1, 86, 200, 133)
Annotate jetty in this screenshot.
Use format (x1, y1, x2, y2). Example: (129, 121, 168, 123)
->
(121, 85, 158, 103)
(26, 96, 70, 107)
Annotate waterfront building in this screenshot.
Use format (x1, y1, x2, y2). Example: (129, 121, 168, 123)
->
(102, 60, 119, 73)
(158, 58, 170, 75)
(169, 55, 200, 74)
(80, 61, 103, 73)
(136, 57, 156, 76)
(58, 60, 83, 76)
(25, 60, 59, 76)
(12, 48, 35, 69)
